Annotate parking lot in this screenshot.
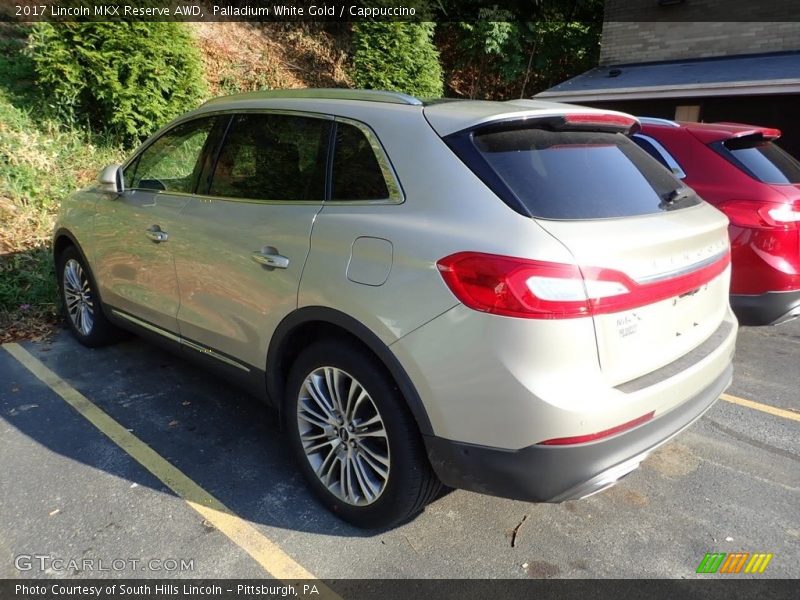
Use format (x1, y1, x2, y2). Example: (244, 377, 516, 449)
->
(0, 319, 798, 580)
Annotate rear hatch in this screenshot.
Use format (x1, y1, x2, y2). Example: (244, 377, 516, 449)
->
(436, 109, 732, 385)
(710, 130, 800, 254)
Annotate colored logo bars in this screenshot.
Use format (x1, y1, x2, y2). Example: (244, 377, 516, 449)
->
(696, 552, 773, 574)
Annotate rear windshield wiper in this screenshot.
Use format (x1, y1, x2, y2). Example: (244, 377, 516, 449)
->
(660, 187, 694, 209)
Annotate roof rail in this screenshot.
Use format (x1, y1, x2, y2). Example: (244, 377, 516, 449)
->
(203, 88, 424, 107)
(638, 117, 680, 128)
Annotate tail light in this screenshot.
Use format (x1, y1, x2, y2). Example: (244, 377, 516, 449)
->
(436, 251, 730, 320)
(720, 200, 800, 230)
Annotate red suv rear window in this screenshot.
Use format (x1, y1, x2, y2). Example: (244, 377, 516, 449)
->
(721, 138, 800, 185)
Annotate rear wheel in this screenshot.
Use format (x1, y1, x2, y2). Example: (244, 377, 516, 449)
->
(285, 340, 440, 528)
(57, 246, 121, 347)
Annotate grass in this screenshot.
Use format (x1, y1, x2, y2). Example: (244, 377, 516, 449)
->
(0, 24, 127, 342)
(0, 22, 349, 342)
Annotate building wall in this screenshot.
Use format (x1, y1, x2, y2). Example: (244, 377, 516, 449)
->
(601, 0, 800, 65)
(601, 22, 800, 65)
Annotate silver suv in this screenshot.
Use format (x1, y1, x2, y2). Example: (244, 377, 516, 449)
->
(54, 89, 737, 528)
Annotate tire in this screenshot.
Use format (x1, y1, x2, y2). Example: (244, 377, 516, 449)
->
(57, 245, 121, 347)
(285, 340, 441, 529)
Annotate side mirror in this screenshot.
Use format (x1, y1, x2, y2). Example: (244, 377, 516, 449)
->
(97, 164, 124, 194)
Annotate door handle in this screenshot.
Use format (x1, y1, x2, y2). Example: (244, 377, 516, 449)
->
(145, 226, 168, 243)
(251, 250, 289, 269)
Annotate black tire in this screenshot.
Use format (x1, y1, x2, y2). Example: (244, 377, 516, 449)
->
(56, 245, 121, 347)
(285, 339, 441, 529)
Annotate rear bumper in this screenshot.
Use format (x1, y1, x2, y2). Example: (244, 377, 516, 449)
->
(731, 290, 800, 326)
(424, 363, 732, 502)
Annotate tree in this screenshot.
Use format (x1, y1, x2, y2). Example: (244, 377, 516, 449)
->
(438, 0, 604, 99)
(351, 22, 444, 98)
(28, 22, 208, 144)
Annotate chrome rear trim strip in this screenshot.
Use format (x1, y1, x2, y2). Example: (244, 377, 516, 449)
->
(635, 249, 729, 284)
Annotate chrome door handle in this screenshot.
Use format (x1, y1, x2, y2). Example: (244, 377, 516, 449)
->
(252, 251, 289, 269)
(145, 226, 168, 243)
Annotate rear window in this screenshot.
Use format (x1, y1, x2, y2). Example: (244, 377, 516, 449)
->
(454, 126, 697, 219)
(721, 139, 800, 185)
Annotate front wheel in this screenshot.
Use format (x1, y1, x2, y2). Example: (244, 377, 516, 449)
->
(57, 246, 121, 347)
(285, 340, 440, 528)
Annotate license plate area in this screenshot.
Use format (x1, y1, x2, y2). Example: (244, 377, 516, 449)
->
(671, 282, 712, 338)
(594, 275, 727, 386)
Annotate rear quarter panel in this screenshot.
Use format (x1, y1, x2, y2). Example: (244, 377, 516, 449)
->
(298, 106, 580, 345)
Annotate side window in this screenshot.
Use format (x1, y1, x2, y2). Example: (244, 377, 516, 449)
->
(632, 134, 686, 179)
(127, 117, 216, 193)
(208, 114, 331, 201)
(331, 122, 393, 201)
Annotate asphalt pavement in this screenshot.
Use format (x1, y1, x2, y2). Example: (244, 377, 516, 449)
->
(0, 319, 797, 580)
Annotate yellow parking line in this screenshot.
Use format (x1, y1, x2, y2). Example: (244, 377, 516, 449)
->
(720, 393, 800, 422)
(3, 343, 340, 596)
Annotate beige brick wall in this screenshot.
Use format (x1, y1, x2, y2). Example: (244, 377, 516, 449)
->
(600, 0, 800, 65)
(601, 21, 800, 65)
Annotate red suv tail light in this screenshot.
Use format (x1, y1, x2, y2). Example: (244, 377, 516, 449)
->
(720, 200, 800, 230)
(437, 251, 730, 319)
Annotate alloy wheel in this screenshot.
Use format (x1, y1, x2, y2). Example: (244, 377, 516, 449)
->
(296, 367, 390, 506)
(63, 258, 94, 336)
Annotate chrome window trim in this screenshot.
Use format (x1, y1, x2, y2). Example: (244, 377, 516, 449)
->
(121, 109, 404, 206)
(121, 109, 333, 185)
(633, 133, 687, 179)
(330, 116, 405, 205)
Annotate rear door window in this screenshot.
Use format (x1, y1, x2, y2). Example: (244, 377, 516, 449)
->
(721, 139, 800, 185)
(330, 122, 395, 201)
(454, 126, 697, 220)
(208, 113, 331, 201)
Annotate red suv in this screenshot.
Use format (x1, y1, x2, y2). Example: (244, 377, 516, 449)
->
(633, 118, 800, 325)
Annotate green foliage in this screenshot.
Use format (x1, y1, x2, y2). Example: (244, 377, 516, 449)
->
(0, 31, 127, 333)
(27, 22, 208, 144)
(441, 1, 604, 99)
(0, 90, 126, 212)
(0, 89, 127, 330)
(0, 246, 57, 321)
(351, 22, 443, 98)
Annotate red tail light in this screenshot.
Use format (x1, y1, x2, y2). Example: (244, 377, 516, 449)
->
(538, 411, 655, 445)
(436, 251, 730, 320)
(720, 200, 800, 230)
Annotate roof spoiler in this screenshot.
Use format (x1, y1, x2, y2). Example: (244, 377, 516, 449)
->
(715, 123, 782, 140)
(472, 112, 640, 135)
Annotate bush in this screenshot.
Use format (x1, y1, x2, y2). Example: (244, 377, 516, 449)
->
(351, 22, 443, 98)
(27, 22, 207, 144)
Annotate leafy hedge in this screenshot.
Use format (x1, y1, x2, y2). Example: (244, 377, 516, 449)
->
(27, 22, 207, 144)
(351, 22, 443, 98)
